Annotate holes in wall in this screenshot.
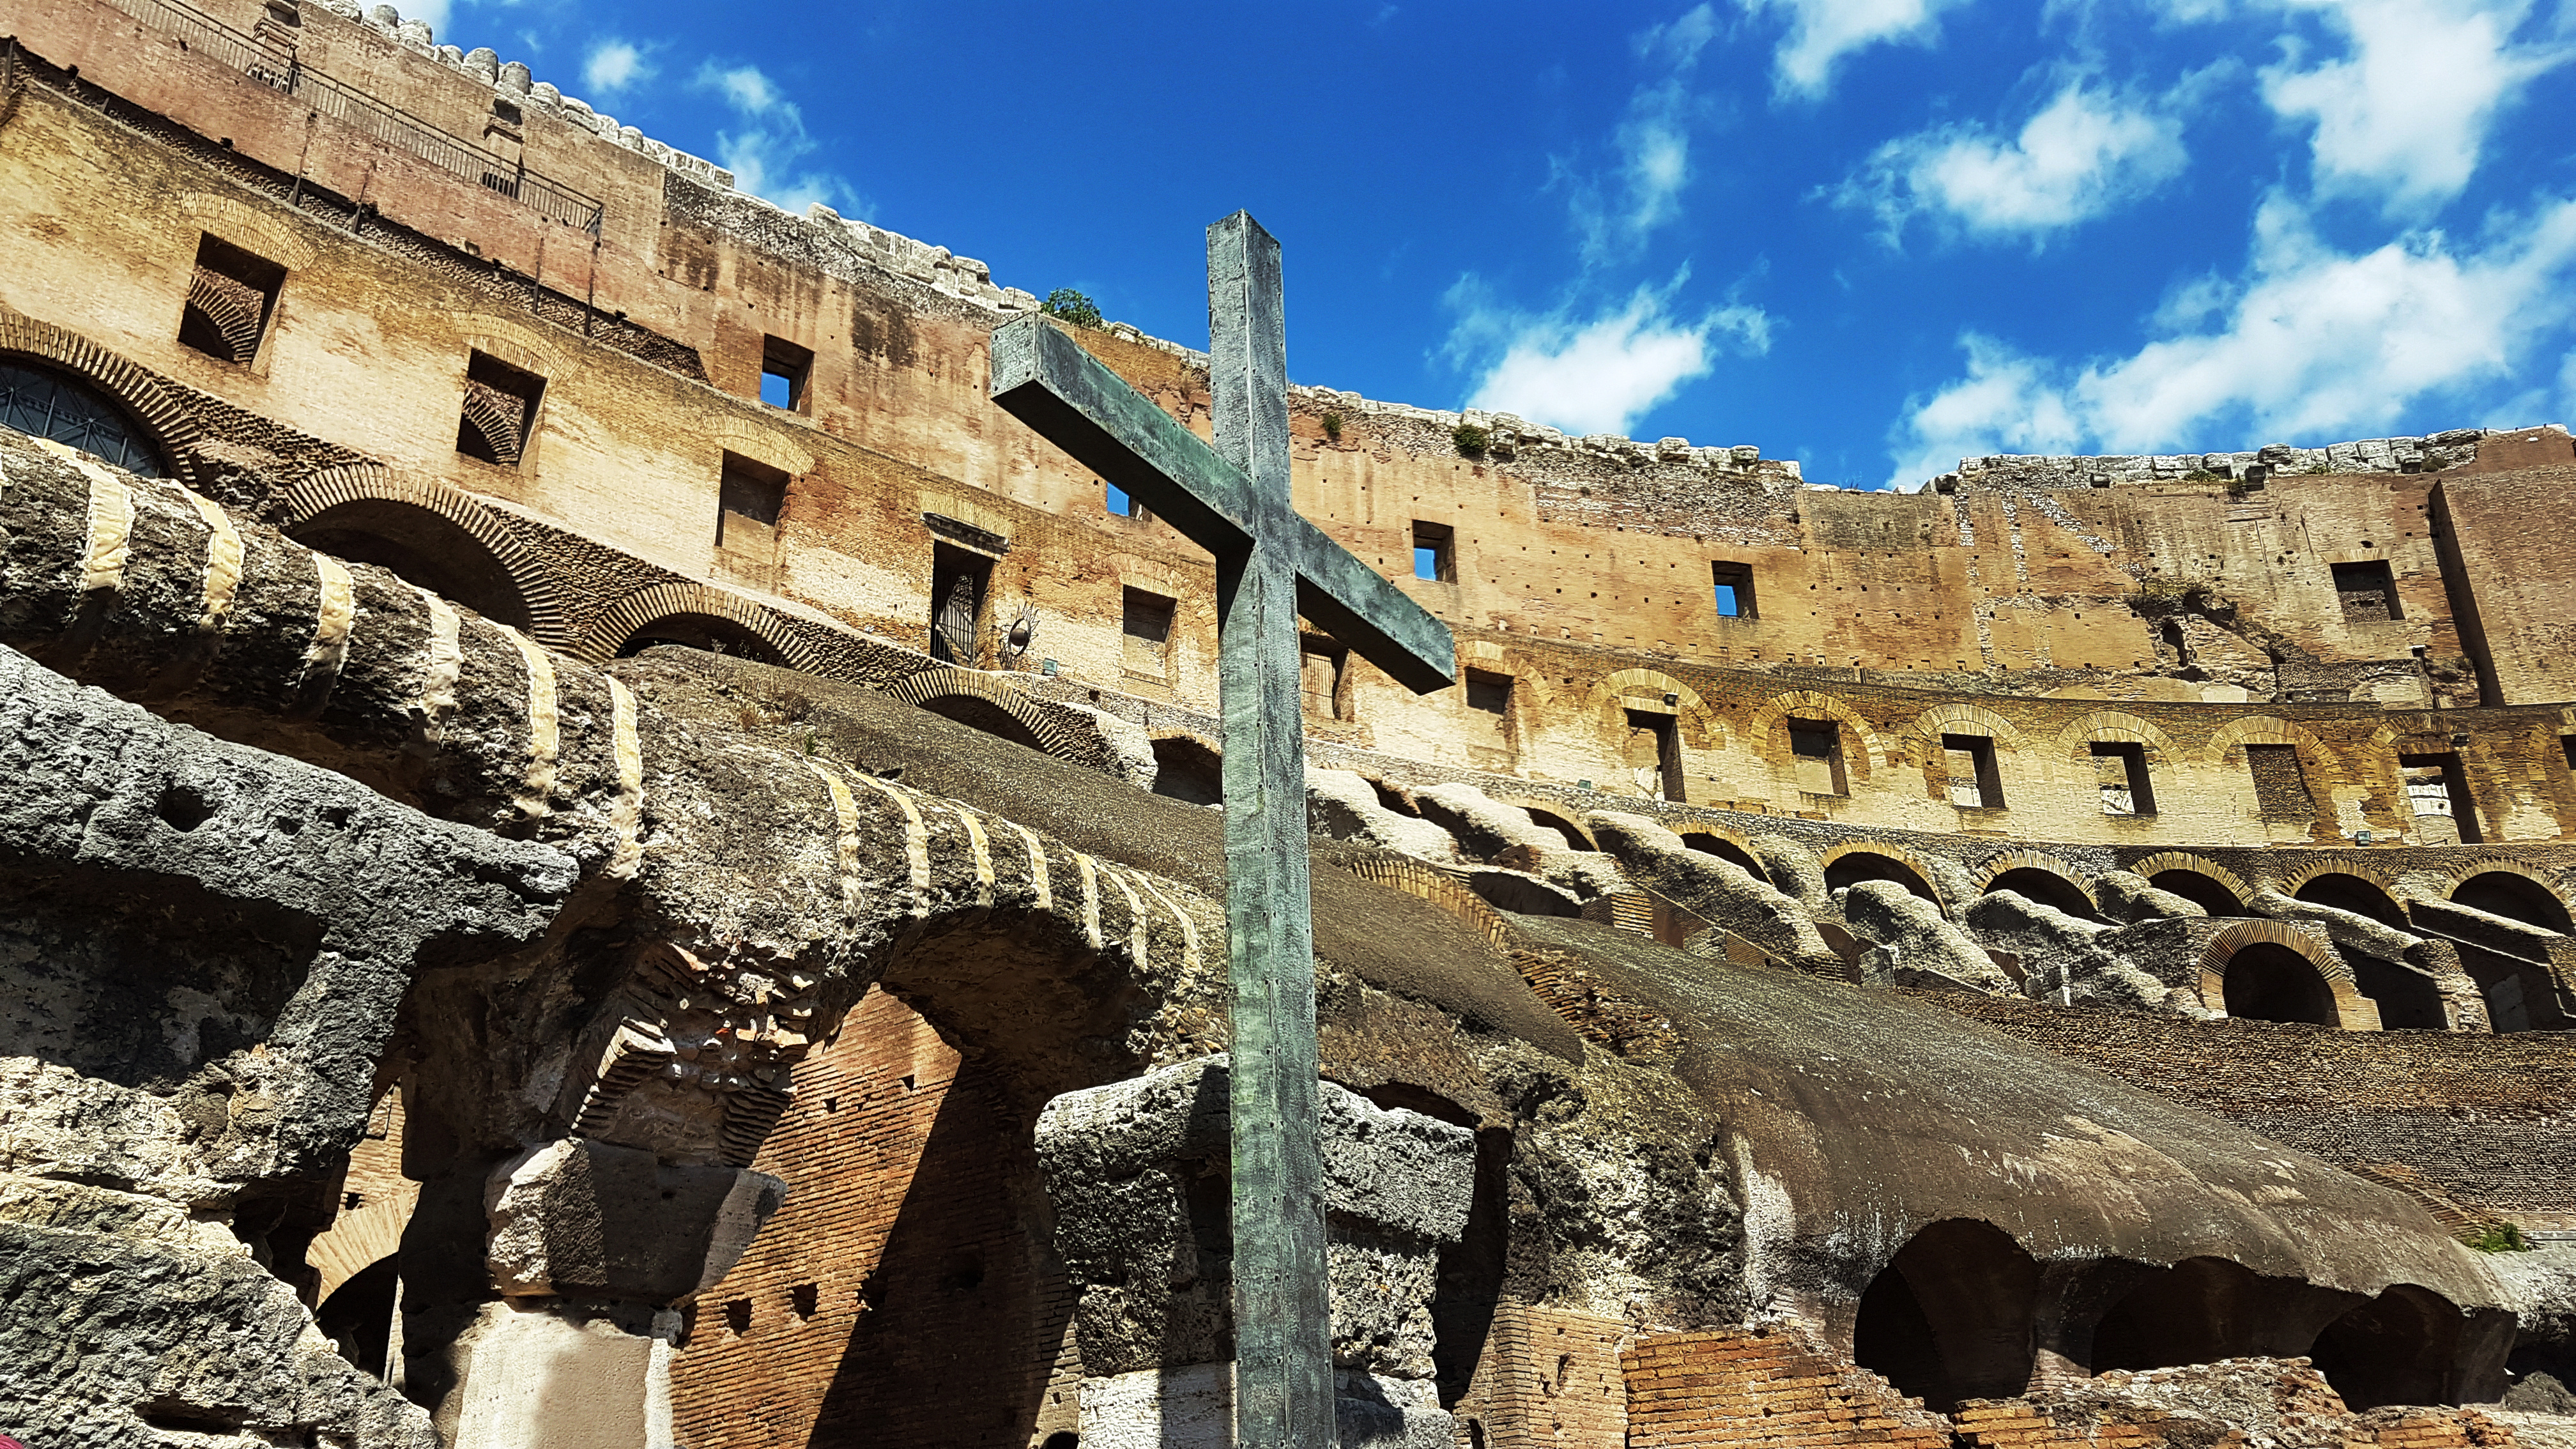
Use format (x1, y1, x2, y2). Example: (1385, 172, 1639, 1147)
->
(790, 1282, 819, 1320)
(723, 1298, 752, 1335)
(178, 233, 286, 365)
(717, 451, 790, 549)
(2331, 559, 2399, 622)
(1788, 719, 1846, 796)
(1940, 733, 2001, 809)
(760, 334, 813, 412)
(155, 783, 218, 832)
(1711, 560, 1756, 618)
(2090, 741, 2154, 816)
(1122, 588, 1176, 676)
(455, 350, 544, 466)
(1413, 519, 1455, 582)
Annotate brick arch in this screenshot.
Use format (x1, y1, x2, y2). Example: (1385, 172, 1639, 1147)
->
(452, 316, 571, 385)
(2439, 857, 2576, 933)
(884, 667, 1086, 763)
(2126, 852, 2257, 912)
(1490, 797, 1600, 852)
(2195, 919, 2377, 1029)
(275, 464, 574, 648)
(714, 413, 816, 478)
(1817, 840, 1951, 914)
(180, 192, 316, 270)
(582, 581, 822, 670)
(0, 305, 204, 487)
(1976, 849, 2096, 907)
(1894, 701, 2032, 756)
(305, 1198, 406, 1301)
(2051, 709, 2181, 762)
(1746, 690, 1885, 777)
(2274, 857, 2405, 900)
(1584, 667, 1731, 748)
(1330, 855, 1509, 948)
(2199, 715, 2338, 769)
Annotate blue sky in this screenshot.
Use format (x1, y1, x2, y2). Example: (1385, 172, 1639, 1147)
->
(404, 0, 2576, 489)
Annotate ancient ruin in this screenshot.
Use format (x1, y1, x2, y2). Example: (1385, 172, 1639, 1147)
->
(3, 0, 2575, 1446)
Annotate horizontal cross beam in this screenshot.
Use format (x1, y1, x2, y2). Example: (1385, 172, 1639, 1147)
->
(992, 317, 1456, 696)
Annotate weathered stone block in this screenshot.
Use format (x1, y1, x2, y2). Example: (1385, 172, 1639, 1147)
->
(485, 1137, 786, 1304)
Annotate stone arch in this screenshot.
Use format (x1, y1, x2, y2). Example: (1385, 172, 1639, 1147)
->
(2053, 710, 2181, 762)
(2128, 852, 2255, 917)
(584, 581, 818, 670)
(1851, 1220, 2041, 1411)
(451, 316, 572, 389)
(1977, 850, 2101, 921)
(2200, 714, 2339, 770)
(0, 305, 203, 486)
(884, 668, 1085, 762)
(1331, 855, 1510, 949)
(1679, 827, 1770, 884)
(2196, 920, 2376, 1029)
(1745, 690, 1885, 781)
(275, 464, 572, 645)
(1520, 804, 1595, 852)
(2089, 1256, 2362, 1373)
(1895, 701, 2032, 756)
(715, 413, 817, 479)
(1149, 732, 1223, 806)
(2281, 863, 2408, 928)
(2442, 861, 2575, 933)
(2309, 1284, 2497, 1409)
(1820, 842, 1946, 914)
(306, 1197, 409, 1302)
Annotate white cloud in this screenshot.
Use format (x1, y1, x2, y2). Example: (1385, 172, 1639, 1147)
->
(1571, 6, 1721, 263)
(1887, 193, 2576, 486)
(1450, 282, 1768, 436)
(402, 0, 449, 34)
(2261, 0, 2569, 211)
(1742, 0, 1966, 97)
(582, 39, 652, 96)
(691, 62, 847, 216)
(1841, 82, 2187, 243)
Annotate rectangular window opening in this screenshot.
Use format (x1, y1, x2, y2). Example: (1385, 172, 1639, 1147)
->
(1940, 733, 2002, 809)
(2090, 741, 2155, 816)
(2331, 559, 2400, 622)
(1122, 587, 1176, 675)
(1301, 634, 1350, 721)
(456, 350, 545, 467)
(1412, 520, 1454, 583)
(1465, 669, 1512, 718)
(930, 543, 995, 665)
(179, 233, 286, 365)
(1105, 479, 1143, 518)
(2245, 743, 2315, 820)
(2563, 734, 2576, 772)
(1712, 561, 1758, 619)
(1788, 718, 1846, 797)
(716, 452, 790, 548)
(1627, 707, 1685, 802)
(2398, 751, 2481, 844)
(760, 335, 813, 412)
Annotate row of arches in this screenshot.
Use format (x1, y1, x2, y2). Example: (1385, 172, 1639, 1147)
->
(1853, 1220, 2504, 1413)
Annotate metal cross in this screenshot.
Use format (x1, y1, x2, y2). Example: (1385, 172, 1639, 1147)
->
(992, 211, 1456, 1447)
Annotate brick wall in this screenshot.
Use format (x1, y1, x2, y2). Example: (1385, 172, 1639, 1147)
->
(1622, 1324, 1954, 1449)
(1921, 995, 2576, 1218)
(1450, 1300, 1630, 1448)
(669, 988, 1075, 1449)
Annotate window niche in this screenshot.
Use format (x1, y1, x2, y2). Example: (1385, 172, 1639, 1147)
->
(1940, 733, 2002, 809)
(1411, 520, 1454, 583)
(178, 233, 286, 365)
(2331, 559, 2400, 622)
(1788, 719, 1846, 796)
(2090, 741, 2156, 816)
(1627, 707, 1685, 802)
(930, 544, 994, 665)
(1711, 560, 1757, 619)
(1465, 669, 1512, 718)
(2398, 751, 2480, 844)
(456, 351, 545, 466)
(2245, 743, 2316, 820)
(759, 335, 813, 412)
(1301, 634, 1351, 721)
(716, 452, 790, 549)
(1122, 587, 1176, 678)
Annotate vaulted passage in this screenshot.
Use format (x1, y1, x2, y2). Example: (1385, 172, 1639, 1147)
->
(2293, 873, 2406, 928)
(2452, 872, 2573, 933)
(1151, 736, 1222, 805)
(290, 499, 533, 632)
(1682, 832, 1770, 884)
(1826, 852, 1940, 911)
(2149, 870, 2246, 917)
(2089, 1257, 2352, 1372)
(2309, 1285, 2483, 1410)
(916, 693, 1048, 753)
(614, 612, 784, 664)
(1851, 1220, 2039, 1411)
(1986, 868, 2099, 922)
(2221, 943, 2339, 1025)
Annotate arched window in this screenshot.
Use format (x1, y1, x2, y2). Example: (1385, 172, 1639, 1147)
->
(0, 360, 165, 475)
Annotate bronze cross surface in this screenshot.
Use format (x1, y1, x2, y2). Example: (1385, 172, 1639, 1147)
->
(991, 211, 1455, 1446)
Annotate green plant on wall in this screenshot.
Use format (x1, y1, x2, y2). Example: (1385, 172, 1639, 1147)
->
(2124, 574, 2225, 615)
(1322, 411, 1344, 443)
(2465, 1222, 2531, 1253)
(1041, 289, 1103, 328)
(1452, 422, 1489, 459)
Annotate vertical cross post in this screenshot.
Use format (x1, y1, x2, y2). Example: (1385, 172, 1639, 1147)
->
(1206, 213, 1334, 1447)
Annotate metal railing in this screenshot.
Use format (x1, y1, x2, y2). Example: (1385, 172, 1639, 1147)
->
(100, 0, 604, 233)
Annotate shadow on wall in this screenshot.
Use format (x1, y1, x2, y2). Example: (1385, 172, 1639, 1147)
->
(1853, 1222, 2506, 1412)
(1153, 736, 1223, 806)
